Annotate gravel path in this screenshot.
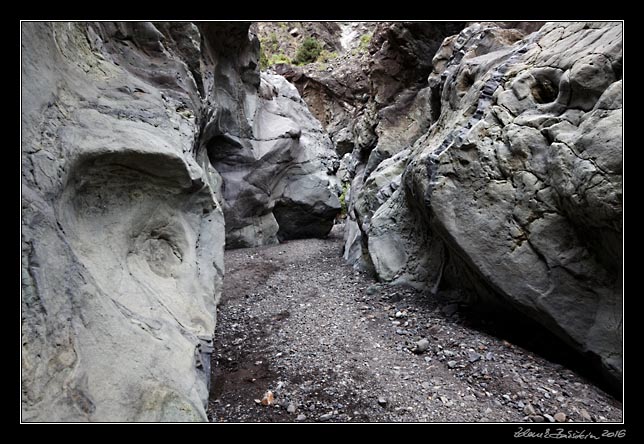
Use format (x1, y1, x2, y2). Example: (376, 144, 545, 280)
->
(207, 225, 622, 423)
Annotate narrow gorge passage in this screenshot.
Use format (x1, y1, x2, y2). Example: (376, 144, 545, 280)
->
(21, 20, 622, 423)
(207, 225, 621, 423)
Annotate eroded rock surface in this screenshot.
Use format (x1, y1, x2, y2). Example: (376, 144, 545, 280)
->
(21, 21, 339, 421)
(273, 22, 465, 273)
(277, 23, 464, 157)
(21, 21, 226, 421)
(341, 22, 623, 388)
(201, 70, 340, 248)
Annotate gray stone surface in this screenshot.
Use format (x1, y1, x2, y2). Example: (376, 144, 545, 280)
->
(21, 22, 226, 422)
(202, 72, 340, 248)
(277, 22, 464, 161)
(276, 22, 465, 272)
(21, 21, 339, 422)
(341, 22, 623, 387)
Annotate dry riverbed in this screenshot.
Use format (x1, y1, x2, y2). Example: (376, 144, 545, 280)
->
(207, 225, 622, 423)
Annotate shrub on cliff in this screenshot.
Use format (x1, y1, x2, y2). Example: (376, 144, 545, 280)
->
(293, 37, 322, 65)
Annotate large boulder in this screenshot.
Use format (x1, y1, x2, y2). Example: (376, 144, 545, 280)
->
(350, 22, 623, 388)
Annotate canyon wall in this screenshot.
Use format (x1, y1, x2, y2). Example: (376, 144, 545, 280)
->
(335, 22, 622, 388)
(21, 21, 338, 421)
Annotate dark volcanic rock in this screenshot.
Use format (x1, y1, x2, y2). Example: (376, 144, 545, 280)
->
(274, 23, 466, 275)
(368, 22, 465, 106)
(279, 23, 463, 159)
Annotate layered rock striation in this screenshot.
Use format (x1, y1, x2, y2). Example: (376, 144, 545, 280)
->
(21, 21, 224, 421)
(21, 21, 338, 421)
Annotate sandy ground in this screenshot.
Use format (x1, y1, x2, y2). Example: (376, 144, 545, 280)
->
(207, 225, 622, 423)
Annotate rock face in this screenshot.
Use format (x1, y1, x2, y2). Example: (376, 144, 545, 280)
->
(274, 23, 465, 274)
(202, 70, 340, 248)
(341, 22, 623, 388)
(278, 22, 464, 156)
(253, 21, 345, 62)
(21, 21, 224, 422)
(21, 21, 339, 421)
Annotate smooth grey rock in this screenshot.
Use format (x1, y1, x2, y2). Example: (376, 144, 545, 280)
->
(368, 186, 443, 290)
(413, 338, 431, 354)
(554, 412, 567, 422)
(276, 23, 465, 274)
(544, 413, 556, 423)
(524, 403, 537, 416)
(21, 21, 342, 422)
(274, 171, 340, 242)
(22, 22, 228, 422)
(420, 22, 622, 388)
(203, 72, 340, 248)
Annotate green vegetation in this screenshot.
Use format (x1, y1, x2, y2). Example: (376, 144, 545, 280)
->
(269, 32, 279, 51)
(339, 182, 350, 216)
(314, 50, 338, 71)
(359, 33, 372, 52)
(259, 44, 269, 70)
(259, 28, 337, 70)
(268, 53, 291, 66)
(260, 47, 291, 70)
(348, 33, 373, 57)
(259, 32, 290, 70)
(317, 49, 338, 63)
(293, 37, 323, 66)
